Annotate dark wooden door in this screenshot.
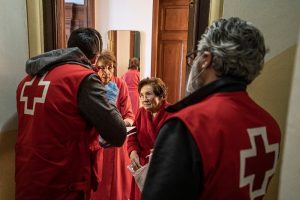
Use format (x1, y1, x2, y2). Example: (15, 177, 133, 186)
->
(43, 0, 95, 51)
(152, 0, 210, 103)
(152, 0, 189, 103)
(186, 0, 210, 84)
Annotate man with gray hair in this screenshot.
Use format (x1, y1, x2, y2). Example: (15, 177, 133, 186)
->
(142, 17, 281, 200)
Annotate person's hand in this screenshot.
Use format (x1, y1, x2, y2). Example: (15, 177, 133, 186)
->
(124, 118, 133, 127)
(146, 148, 154, 160)
(104, 81, 119, 104)
(150, 148, 154, 154)
(130, 150, 142, 171)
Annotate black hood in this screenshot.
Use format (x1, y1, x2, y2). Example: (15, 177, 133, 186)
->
(26, 47, 92, 76)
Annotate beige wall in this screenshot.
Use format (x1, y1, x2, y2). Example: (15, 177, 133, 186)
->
(116, 31, 131, 77)
(26, 0, 44, 57)
(222, 0, 300, 199)
(248, 46, 296, 200)
(278, 29, 300, 200)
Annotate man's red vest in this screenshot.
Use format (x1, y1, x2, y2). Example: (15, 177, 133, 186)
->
(16, 64, 98, 200)
(171, 91, 281, 200)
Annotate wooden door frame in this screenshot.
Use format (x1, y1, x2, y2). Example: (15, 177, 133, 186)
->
(151, 0, 210, 80)
(186, 0, 210, 82)
(151, 0, 159, 77)
(43, 0, 65, 51)
(42, 0, 95, 52)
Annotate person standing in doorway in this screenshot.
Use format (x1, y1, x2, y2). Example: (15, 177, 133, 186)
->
(122, 57, 141, 115)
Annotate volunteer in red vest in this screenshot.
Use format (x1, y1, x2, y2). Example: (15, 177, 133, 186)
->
(142, 17, 281, 200)
(91, 51, 134, 200)
(16, 28, 127, 200)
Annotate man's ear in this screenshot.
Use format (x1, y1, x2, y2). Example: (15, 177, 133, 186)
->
(201, 51, 212, 69)
(90, 54, 99, 65)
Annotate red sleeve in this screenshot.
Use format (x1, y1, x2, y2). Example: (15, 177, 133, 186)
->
(114, 77, 135, 121)
(127, 109, 142, 155)
(137, 71, 140, 83)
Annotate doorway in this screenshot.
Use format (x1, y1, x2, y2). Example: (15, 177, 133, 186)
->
(42, 0, 209, 103)
(151, 0, 210, 103)
(42, 0, 95, 51)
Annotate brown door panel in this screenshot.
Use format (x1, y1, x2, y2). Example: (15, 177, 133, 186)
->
(160, 32, 188, 40)
(154, 0, 189, 103)
(152, 0, 209, 102)
(157, 41, 186, 103)
(162, 6, 189, 31)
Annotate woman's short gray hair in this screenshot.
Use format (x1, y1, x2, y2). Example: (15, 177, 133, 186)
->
(198, 17, 266, 84)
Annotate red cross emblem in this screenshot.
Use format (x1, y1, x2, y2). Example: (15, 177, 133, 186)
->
(240, 127, 279, 200)
(20, 73, 50, 115)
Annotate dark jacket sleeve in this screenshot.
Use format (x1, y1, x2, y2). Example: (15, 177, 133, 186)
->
(77, 73, 126, 147)
(142, 118, 203, 200)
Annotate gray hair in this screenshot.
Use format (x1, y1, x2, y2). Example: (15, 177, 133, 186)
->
(198, 17, 266, 84)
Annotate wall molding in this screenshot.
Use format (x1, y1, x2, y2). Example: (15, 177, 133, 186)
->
(26, 0, 44, 57)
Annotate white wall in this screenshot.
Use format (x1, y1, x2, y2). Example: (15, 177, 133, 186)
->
(0, 0, 28, 131)
(95, 0, 153, 78)
(0, 1, 28, 198)
(65, 0, 84, 4)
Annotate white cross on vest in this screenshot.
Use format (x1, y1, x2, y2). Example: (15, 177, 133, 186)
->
(20, 73, 50, 115)
(240, 127, 279, 200)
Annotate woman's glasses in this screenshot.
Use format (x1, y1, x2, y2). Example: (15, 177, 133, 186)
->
(93, 64, 114, 72)
(186, 50, 202, 68)
(139, 92, 155, 100)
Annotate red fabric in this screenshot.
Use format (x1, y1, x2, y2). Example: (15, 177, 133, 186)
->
(172, 91, 281, 200)
(122, 69, 140, 115)
(16, 64, 97, 200)
(91, 76, 134, 200)
(113, 76, 135, 122)
(127, 100, 170, 200)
